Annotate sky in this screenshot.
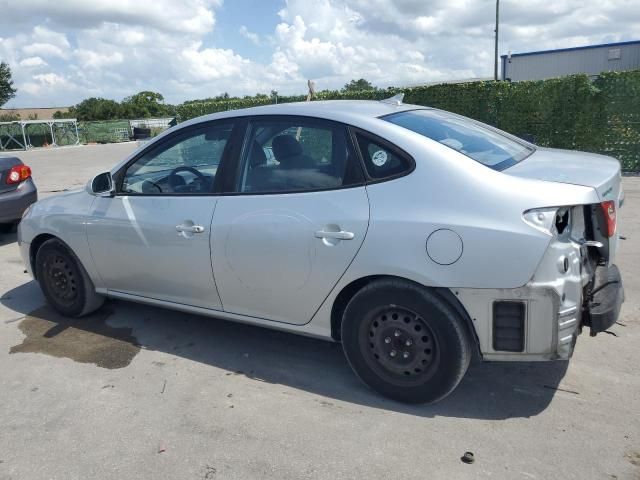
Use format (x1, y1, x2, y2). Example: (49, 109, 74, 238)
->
(0, 0, 639, 108)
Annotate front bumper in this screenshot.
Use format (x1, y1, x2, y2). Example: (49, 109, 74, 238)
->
(0, 179, 37, 223)
(584, 264, 624, 335)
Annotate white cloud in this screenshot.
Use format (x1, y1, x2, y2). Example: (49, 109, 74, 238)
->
(2, 0, 221, 35)
(22, 42, 69, 59)
(32, 26, 71, 49)
(19, 56, 48, 68)
(180, 43, 249, 82)
(21, 73, 73, 96)
(75, 49, 124, 68)
(1, 0, 639, 107)
(239, 26, 262, 46)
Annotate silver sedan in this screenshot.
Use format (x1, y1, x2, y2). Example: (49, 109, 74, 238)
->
(18, 97, 625, 403)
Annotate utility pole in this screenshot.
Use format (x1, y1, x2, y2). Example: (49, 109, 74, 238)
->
(494, 0, 500, 81)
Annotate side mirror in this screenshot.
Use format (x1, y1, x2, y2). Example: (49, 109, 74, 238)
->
(89, 172, 115, 197)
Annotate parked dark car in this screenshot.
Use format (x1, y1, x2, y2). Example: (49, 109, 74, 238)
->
(0, 156, 37, 232)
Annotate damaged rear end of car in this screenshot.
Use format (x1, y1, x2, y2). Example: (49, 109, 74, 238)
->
(458, 148, 624, 361)
(382, 107, 625, 363)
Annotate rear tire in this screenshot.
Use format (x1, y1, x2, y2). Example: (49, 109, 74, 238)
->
(35, 238, 104, 317)
(341, 279, 471, 404)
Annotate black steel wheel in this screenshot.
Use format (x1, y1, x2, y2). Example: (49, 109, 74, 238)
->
(341, 279, 472, 404)
(35, 238, 104, 317)
(362, 305, 440, 386)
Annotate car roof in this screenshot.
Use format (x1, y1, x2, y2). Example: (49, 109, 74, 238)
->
(183, 100, 430, 128)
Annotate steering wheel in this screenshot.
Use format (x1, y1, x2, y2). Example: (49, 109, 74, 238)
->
(168, 166, 206, 191)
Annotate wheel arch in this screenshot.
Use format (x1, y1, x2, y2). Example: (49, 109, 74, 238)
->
(29, 233, 58, 280)
(330, 275, 481, 358)
(29, 233, 85, 281)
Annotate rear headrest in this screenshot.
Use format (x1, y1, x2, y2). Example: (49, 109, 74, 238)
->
(272, 135, 303, 161)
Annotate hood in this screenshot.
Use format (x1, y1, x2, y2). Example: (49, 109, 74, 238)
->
(505, 147, 621, 202)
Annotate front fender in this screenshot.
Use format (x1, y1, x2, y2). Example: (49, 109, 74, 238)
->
(19, 190, 103, 288)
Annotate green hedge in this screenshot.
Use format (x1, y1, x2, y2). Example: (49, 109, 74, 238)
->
(175, 70, 640, 171)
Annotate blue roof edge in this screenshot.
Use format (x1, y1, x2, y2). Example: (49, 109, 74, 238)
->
(500, 39, 640, 59)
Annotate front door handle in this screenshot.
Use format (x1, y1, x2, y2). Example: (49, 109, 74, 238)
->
(314, 230, 355, 240)
(176, 224, 205, 234)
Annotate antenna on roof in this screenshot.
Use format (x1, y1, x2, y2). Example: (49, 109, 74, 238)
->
(380, 93, 404, 106)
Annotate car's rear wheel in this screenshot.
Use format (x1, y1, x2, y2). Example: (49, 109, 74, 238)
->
(341, 279, 471, 404)
(35, 238, 104, 317)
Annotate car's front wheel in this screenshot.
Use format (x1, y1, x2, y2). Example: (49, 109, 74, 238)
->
(35, 238, 105, 317)
(341, 279, 472, 404)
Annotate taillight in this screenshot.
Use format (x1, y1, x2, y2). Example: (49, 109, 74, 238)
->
(600, 200, 616, 237)
(6, 165, 31, 185)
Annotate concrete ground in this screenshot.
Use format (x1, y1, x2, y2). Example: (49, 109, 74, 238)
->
(1, 143, 639, 480)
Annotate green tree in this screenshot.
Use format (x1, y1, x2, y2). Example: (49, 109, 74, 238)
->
(53, 110, 73, 119)
(0, 61, 17, 107)
(120, 91, 170, 118)
(342, 78, 376, 92)
(68, 97, 122, 121)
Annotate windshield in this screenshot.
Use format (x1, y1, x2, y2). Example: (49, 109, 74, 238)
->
(383, 109, 534, 170)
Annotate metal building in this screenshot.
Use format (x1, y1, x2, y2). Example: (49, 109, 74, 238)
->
(501, 40, 640, 81)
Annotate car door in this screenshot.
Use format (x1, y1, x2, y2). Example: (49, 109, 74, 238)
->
(86, 120, 240, 309)
(211, 116, 370, 325)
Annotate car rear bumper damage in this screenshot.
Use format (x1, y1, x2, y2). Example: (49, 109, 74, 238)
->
(455, 236, 624, 362)
(583, 264, 624, 335)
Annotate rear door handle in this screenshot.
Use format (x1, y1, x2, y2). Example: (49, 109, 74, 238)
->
(314, 230, 355, 240)
(176, 224, 205, 233)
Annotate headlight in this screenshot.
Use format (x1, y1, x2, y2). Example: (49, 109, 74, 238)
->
(522, 208, 558, 236)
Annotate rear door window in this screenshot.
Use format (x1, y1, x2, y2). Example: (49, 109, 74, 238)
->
(237, 117, 364, 193)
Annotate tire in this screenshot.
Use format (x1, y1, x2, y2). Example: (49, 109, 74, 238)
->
(35, 238, 105, 317)
(341, 279, 471, 404)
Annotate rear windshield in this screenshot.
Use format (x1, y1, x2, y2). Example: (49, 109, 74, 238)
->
(383, 109, 534, 170)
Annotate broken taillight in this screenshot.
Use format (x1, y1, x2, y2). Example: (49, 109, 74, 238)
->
(600, 200, 616, 237)
(6, 165, 31, 185)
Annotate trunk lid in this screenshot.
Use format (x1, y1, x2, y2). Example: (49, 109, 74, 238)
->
(505, 147, 621, 202)
(505, 147, 623, 265)
(0, 156, 23, 194)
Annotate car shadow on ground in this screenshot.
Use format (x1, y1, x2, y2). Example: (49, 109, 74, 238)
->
(0, 231, 17, 247)
(1, 280, 569, 420)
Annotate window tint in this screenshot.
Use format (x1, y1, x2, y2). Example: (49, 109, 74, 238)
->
(121, 123, 232, 194)
(355, 133, 413, 180)
(383, 109, 534, 170)
(239, 119, 363, 193)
